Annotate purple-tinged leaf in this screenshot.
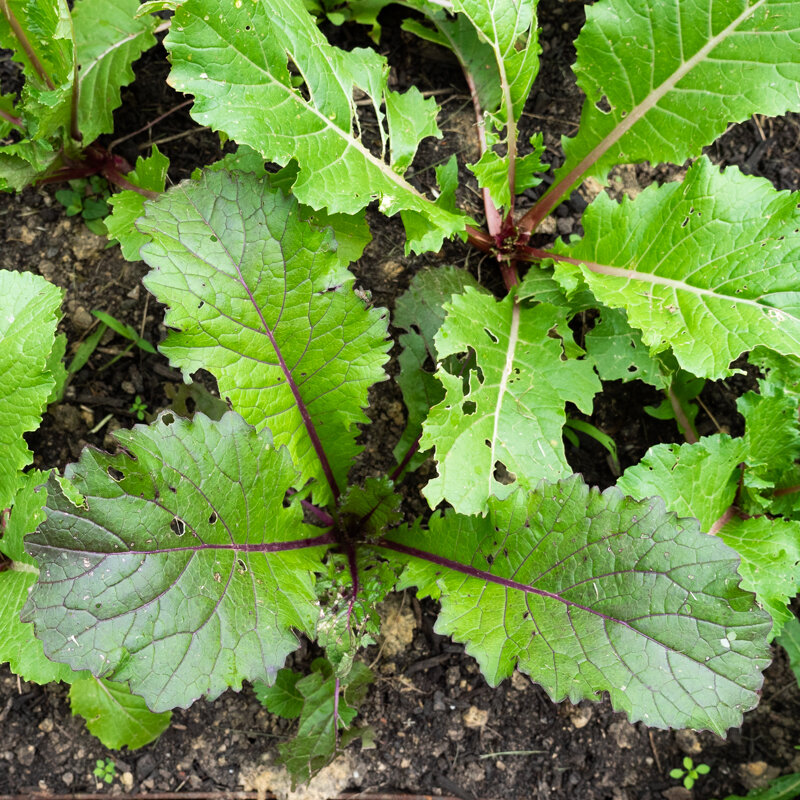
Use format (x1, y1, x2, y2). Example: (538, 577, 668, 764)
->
(380, 476, 771, 733)
(23, 412, 332, 712)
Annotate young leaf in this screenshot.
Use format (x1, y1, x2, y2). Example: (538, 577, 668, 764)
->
(422, 289, 600, 515)
(0, 269, 63, 509)
(105, 145, 169, 260)
(72, 0, 158, 143)
(549, 0, 800, 203)
(380, 476, 772, 733)
(617, 436, 747, 532)
(137, 169, 390, 505)
(553, 158, 800, 379)
(160, 0, 467, 253)
(69, 673, 171, 749)
(23, 411, 331, 712)
(256, 658, 373, 785)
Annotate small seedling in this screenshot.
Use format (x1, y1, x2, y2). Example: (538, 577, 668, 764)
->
(55, 176, 113, 236)
(670, 757, 710, 790)
(93, 758, 116, 785)
(130, 395, 148, 421)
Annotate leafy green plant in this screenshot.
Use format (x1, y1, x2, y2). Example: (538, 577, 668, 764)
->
(7, 0, 800, 788)
(671, 757, 711, 791)
(0, 0, 162, 192)
(55, 175, 112, 234)
(129, 395, 148, 421)
(93, 757, 116, 785)
(0, 269, 171, 751)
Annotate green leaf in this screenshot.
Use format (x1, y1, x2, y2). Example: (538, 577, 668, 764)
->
(617, 436, 747, 533)
(716, 516, 800, 638)
(392, 266, 485, 466)
(469, 133, 547, 210)
(137, 170, 390, 505)
(0, 269, 63, 509)
(382, 476, 772, 733)
(554, 158, 800, 379)
(254, 668, 304, 718)
(106, 146, 169, 260)
(161, 0, 467, 253)
(339, 478, 401, 539)
(585, 307, 667, 387)
(385, 87, 442, 174)
(776, 615, 800, 688)
(0, 0, 75, 141)
(0, 471, 77, 684)
(72, 0, 158, 143)
(23, 411, 330, 712)
(69, 674, 171, 749)
(421, 290, 600, 514)
(553, 0, 800, 197)
(263, 658, 373, 785)
(453, 0, 540, 124)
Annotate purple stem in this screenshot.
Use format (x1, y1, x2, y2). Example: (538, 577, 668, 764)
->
(301, 498, 334, 527)
(389, 434, 422, 483)
(32, 531, 336, 556)
(0, 107, 24, 131)
(375, 538, 622, 625)
(230, 257, 341, 502)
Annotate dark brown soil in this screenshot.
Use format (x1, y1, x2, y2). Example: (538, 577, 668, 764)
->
(3, 1, 800, 799)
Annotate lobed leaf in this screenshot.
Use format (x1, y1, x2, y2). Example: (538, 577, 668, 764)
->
(23, 411, 330, 712)
(553, 158, 800, 379)
(256, 658, 373, 785)
(137, 169, 390, 504)
(72, 0, 158, 144)
(554, 0, 800, 197)
(422, 289, 600, 515)
(382, 476, 772, 733)
(160, 0, 467, 253)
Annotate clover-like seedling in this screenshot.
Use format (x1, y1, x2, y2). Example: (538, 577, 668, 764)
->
(93, 758, 117, 785)
(670, 757, 711, 790)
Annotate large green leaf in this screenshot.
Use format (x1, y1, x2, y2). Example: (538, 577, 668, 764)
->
(72, 0, 157, 143)
(381, 476, 771, 733)
(137, 170, 390, 505)
(421, 289, 600, 514)
(23, 412, 330, 712)
(69, 674, 171, 749)
(160, 0, 467, 253)
(553, 158, 800, 379)
(552, 0, 800, 197)
(0, 269, 63, 509)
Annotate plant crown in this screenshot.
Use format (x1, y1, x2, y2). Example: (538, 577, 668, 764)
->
(2, 0, 800, 784)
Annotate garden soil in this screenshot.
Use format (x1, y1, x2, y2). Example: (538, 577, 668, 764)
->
(3, 1, 800, 798)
